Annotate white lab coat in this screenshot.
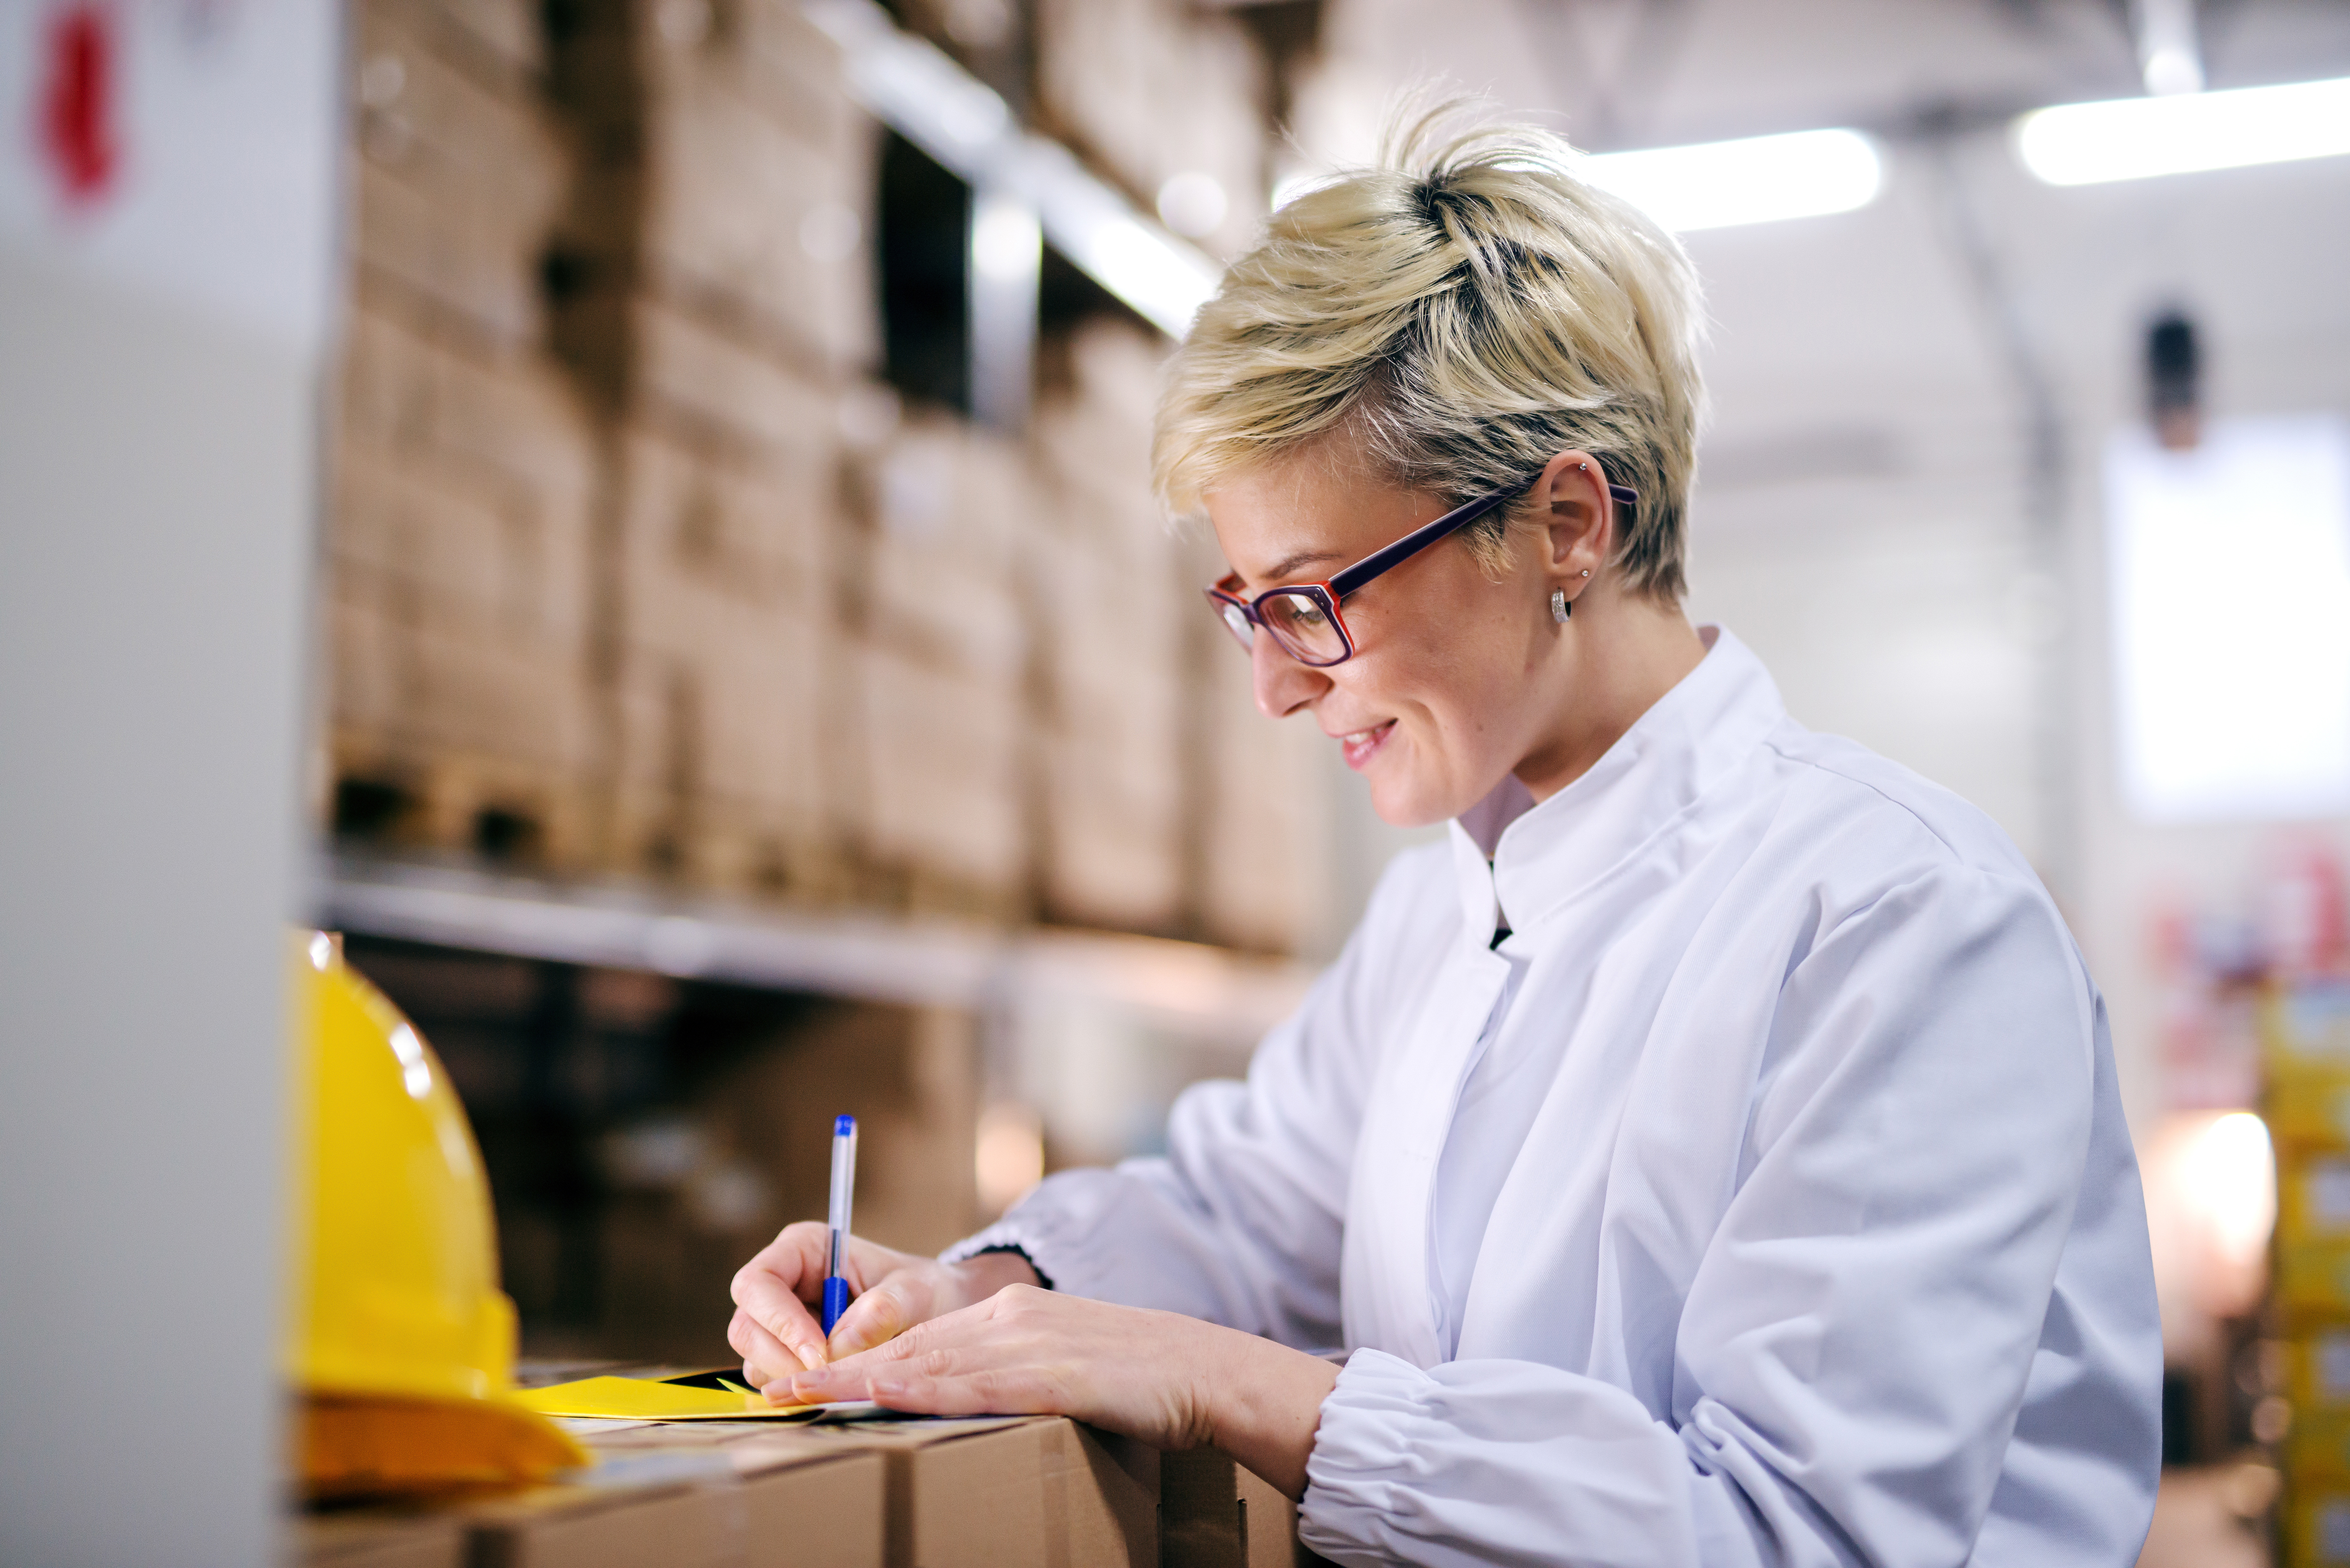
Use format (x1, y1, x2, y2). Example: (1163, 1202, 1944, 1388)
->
(948, 628, 2161, 1567)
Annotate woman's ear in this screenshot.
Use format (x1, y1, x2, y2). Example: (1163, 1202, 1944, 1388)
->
(1534, 449, 1614, 597)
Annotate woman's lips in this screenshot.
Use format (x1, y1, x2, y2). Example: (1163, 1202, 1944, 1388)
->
(1338, 721, 1395, 771)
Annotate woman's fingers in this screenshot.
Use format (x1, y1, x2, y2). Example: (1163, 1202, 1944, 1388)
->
(731, 1223, 836, 1372)
(840, 1232, 917, 1292)
(782, 1288, 1229, 1454)
(730, 1224, 947, 1381)
(868, 1364, 1035, 1418)
(823, 1284, 905, 1360)
(792, 1294, 1035, 1402)
(826, 1264, 949, 1359)
(727, 1306, 808, 1389)
(798, 1312, 1059, 1420)
(789, 1311, 935, 1402)
(735, 1277, 830, 1372)
(738, 1220, 832, 1290)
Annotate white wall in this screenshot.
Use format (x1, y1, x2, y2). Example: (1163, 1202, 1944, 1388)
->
(0, 7, 337, 1561)
(1687, 136, 2350, 1130)
(1298, 0, 2350, 1128)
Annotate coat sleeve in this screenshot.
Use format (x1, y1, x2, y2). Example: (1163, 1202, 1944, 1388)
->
(1299, 863, 2154, 1568)
(941, 851, 1446, 1351)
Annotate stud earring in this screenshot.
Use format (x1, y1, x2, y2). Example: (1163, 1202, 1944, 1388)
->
(1551, 588, 1570, 622)
(1581, 569, 1591, 577)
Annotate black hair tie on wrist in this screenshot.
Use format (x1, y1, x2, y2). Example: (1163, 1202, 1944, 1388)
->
(973, 1242, 1053, 1292)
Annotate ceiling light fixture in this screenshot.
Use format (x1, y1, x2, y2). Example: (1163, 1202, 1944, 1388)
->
(1581, 128, 1884, 233)
(2130, 0, 2205, 97)
(804, 0, 1219, 336)
(2017, 75, 2350, 186)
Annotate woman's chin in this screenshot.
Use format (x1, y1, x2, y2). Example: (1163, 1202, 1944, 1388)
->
(1366, 772, 1453, 832)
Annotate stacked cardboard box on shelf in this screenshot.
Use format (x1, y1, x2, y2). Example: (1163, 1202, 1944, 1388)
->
(332, 0, 603, 867)
(610, 3, 879, 906)
(1029, 320, 1190, 933)
(326, 0, 1331, 955)
(1026, 316, 1334, 956)
(1030, 0, 1271, 260)
(849, 416, 1037, 921)
(2263, 982, 2350, 1565)
(595, 999, 983, 1362)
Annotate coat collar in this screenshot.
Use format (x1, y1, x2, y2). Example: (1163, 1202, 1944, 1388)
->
(1444, 627, 1785, 939)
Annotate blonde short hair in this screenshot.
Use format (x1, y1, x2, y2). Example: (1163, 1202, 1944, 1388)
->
(1154, 102, 1706, 598)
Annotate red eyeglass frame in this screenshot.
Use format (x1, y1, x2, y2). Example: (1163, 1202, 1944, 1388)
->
(1204, 477, 1640, 668)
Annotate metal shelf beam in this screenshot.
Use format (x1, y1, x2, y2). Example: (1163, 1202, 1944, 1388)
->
(317, 854, 1313, 1044)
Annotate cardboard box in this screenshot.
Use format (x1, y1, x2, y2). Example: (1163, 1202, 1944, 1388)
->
(703, 1002, 981, 1263)
(638, 11, 873, 373)
(554, 1399, 1318, 1567)
(1029, 0, 1264, 253)
(459, 1430, 885, 1568)
(1157, 1447, 1316, 1568)
(348, 2, 568, 349)
(633, 298, 839, 469)
(717, 1415, 1310, 1568)
(335, 306, 600, 534)
(295, 1510, 467, 1568)
(411, 0, 543, 80)
(303, 1396, 1325, 1568)
(857, 644, 1029, 904)
(1197, 675, 1333, 956)
(609, 1415, 1080, 1567)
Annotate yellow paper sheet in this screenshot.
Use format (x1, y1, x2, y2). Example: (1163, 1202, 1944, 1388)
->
(514, 1375, 824, 1423)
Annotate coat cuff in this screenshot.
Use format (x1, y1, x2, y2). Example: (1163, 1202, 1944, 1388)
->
(1296, 1348, 1438, 1565)
(935, 1171, 1126, 1303)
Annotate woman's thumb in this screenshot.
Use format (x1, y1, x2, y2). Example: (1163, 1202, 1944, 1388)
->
(826, 1278, 911, 1358)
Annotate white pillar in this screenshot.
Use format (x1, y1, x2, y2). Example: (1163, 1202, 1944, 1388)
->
(2131, 0, 2204, 95)
(0, 5, 339, 1562)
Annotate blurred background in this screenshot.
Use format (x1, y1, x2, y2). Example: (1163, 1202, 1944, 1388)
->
(4, 0, 2348, 1561)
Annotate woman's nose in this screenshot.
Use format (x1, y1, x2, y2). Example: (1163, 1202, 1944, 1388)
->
(1250, 629, 1330, 718)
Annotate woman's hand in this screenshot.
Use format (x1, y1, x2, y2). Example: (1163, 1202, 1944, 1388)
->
(728, 1224, 1038, 1386)
(780, 1285, 1342, 1499)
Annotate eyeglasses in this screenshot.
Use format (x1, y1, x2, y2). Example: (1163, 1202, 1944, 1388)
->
(1205, 477, 1640, 668)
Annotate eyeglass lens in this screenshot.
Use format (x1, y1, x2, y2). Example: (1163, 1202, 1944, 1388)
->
(1257, 591, 1347, 663)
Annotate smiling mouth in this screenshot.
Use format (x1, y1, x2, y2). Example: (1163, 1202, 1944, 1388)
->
(1337, 721, 1395, 771)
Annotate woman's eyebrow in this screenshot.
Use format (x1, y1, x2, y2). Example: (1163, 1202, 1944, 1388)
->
(1255, 548, 1344, 583)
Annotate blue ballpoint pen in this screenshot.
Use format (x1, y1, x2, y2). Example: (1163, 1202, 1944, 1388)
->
(821, 1114, 858, 1336)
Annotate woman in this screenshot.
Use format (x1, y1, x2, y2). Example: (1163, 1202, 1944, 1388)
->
(730, 108, 2162, 1565)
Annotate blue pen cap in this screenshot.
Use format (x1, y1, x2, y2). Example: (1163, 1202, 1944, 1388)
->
(827, 1114, 858, 1253)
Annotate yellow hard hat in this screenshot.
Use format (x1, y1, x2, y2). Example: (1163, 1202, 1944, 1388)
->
(288, 931, 587, 1496)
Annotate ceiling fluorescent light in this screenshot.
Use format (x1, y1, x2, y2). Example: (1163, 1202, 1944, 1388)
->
(2017, 75, 2350, 186)
(804, 0, 1219, 336)
(1582, 128, 1883, 232)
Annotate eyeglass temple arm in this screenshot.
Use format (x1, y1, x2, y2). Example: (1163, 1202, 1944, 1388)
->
(1326, 483, 1640, 599)
(1326, 489, 1510, 599)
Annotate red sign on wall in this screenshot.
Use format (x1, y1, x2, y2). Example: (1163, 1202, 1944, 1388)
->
(37, 4, 121, 207)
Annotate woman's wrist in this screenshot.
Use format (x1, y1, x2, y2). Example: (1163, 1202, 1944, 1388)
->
(1202, 1328, 1343, 1501)
(949, 1248, 1041, 1307)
